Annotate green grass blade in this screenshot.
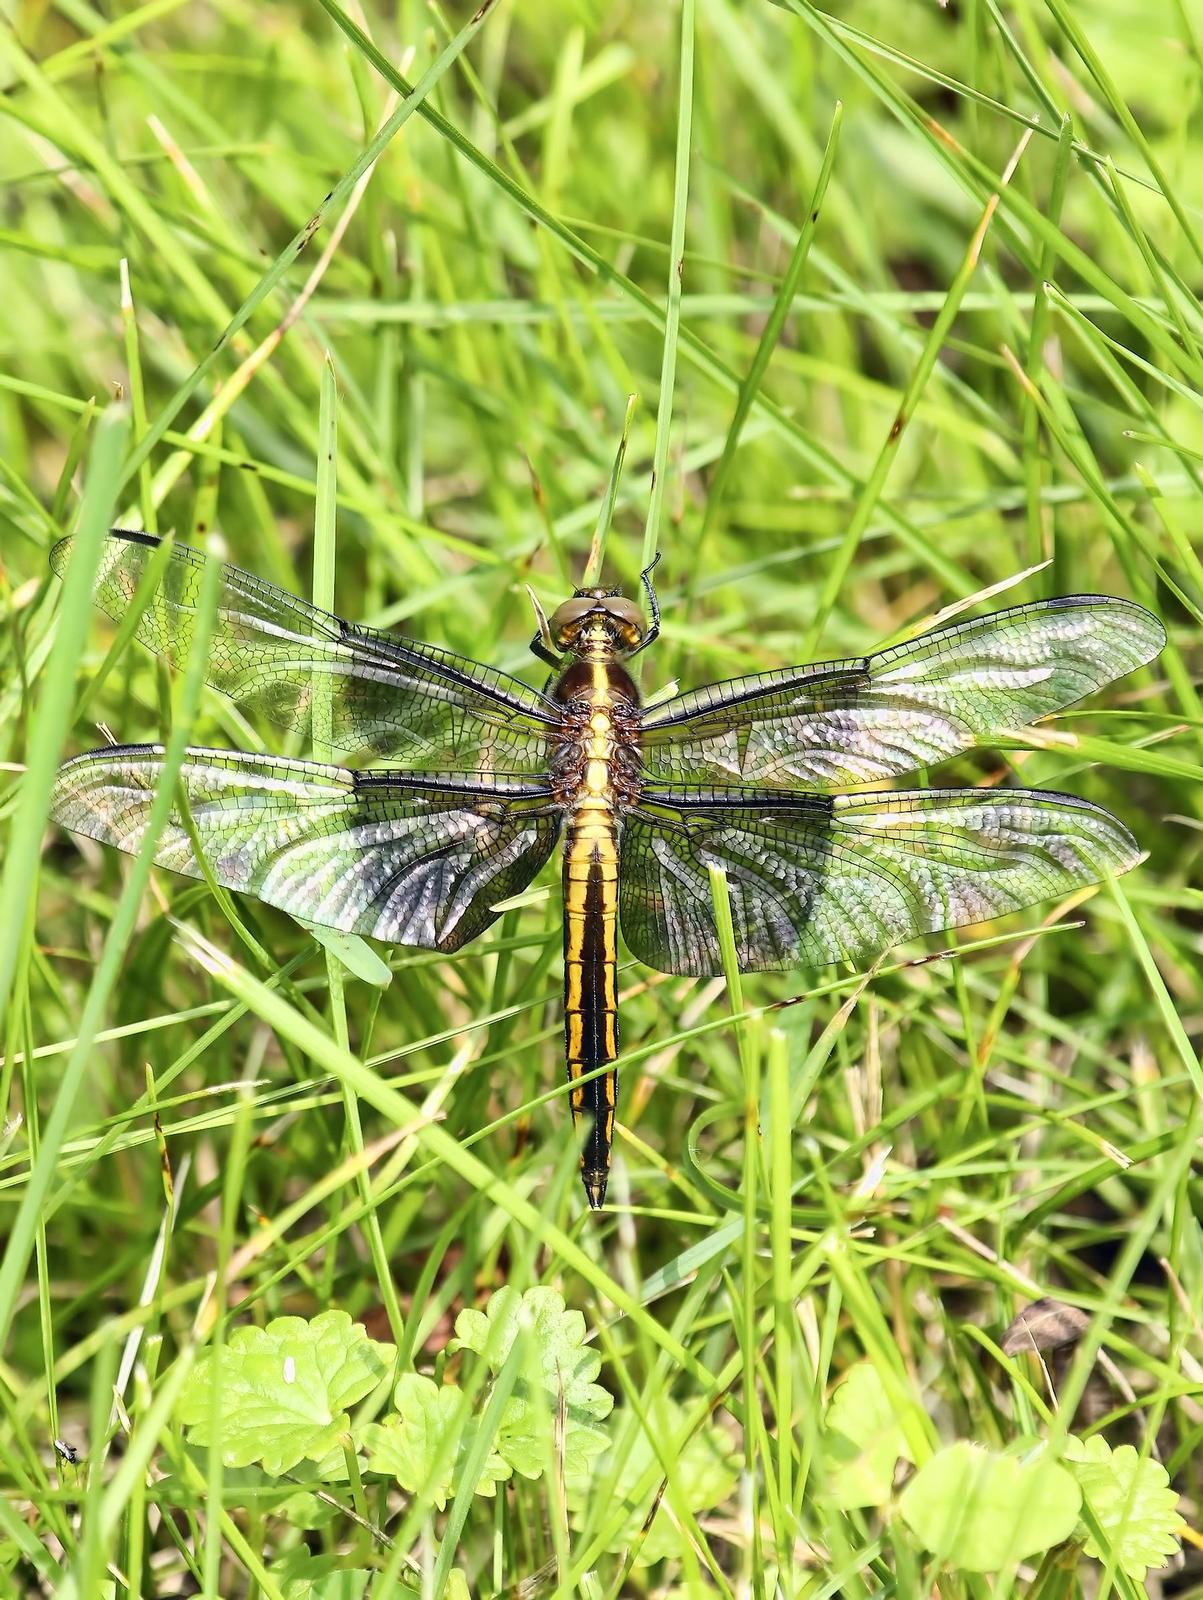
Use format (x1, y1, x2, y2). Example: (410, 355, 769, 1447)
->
(641, 0, 695, 575)
(0, 406, 128, 1039)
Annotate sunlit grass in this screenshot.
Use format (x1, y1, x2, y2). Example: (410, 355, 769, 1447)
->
(1, 0, 1200, 1593)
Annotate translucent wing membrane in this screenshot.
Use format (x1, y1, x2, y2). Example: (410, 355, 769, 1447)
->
(620, 786, 1139, 976)
(52, 747, 560, 950)
(640, 598, 1165, 790)
(53, 531, 559, 773)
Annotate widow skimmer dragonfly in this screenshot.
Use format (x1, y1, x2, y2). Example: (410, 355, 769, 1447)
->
(51, 531, 1164, 1207)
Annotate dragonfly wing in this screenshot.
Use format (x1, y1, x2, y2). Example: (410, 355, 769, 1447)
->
(53, 530, 559, 772)
(52, 746, 561, 950)
(640, 597, 1165, 789)
(619, 785, 1140, 976)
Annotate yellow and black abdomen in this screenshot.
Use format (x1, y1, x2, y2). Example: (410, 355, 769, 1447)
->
(554, 655, 641, 1210)
(562, 805, 621, 1207)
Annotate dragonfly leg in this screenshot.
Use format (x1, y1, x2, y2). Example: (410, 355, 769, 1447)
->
(627, 551, 662, 657)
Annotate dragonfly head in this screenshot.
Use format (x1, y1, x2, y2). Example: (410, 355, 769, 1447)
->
(550, 589, 647, 657)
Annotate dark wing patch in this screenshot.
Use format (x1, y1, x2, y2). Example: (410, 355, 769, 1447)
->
(52, 745, 561, 951)
(639, 597, 1165, 789)
(53, 530, 559, 773)
(619, 785, 1139, 976)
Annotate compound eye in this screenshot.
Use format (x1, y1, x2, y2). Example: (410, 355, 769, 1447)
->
(603, 596, 645, 636)
(550, 597, 595, 634)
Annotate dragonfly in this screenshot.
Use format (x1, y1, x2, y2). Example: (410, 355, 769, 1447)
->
(51, 531, 1164, 1207)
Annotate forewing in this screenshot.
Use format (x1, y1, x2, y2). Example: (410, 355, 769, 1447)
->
(53, 530, 558, 772)
(619, 786, 1139, 976)
(640, 597, 1164, 789)
(52, 746, 561, 951)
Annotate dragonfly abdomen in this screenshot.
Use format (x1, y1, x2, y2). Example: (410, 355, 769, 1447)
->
(554, 655, 641, 1208)
(563, 808, 620, 1208)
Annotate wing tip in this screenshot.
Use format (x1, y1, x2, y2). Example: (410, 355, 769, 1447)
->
(1046, 592, 1167, 665)
(988, 784, 1146, 882)
(50, 743, 168, 830)
(48, 535, 72, 579)
(49, 527, 161, 581)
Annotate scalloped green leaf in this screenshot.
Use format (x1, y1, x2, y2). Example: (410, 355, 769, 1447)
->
(1066, 1435, 1184, 1580)
(273, 1458, 349, 1528)
(362, 1373, 509, 1511)
(821, 1361, 912, 1508)
(176, 1310, 395, 1476)
(268, 1549, 371, 1599)
(453, 1286, 613, 1481)
(899, 1443, 1081, 1572)
(497, 1391, 610, 1482)
(453, 1286, 610, 1415)
(569, 1397, 739, 1565)
(275, 1489, 343, 1531)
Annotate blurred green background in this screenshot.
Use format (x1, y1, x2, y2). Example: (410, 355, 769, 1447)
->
(2, 0, 1201, 1592)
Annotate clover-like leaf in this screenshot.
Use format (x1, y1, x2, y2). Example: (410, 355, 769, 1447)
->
(820, 1362, 912, 1508)
(899, 1443, 1080, 1572)
(362, 1373, 510, 1511)
(453, 1286, 613, 1481)
(268, 1548, 370, 1599)
(176, 1310, 395, 1476)
(569, 1397, 739, 1565)
(1065, 1435, 1184, 1581)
